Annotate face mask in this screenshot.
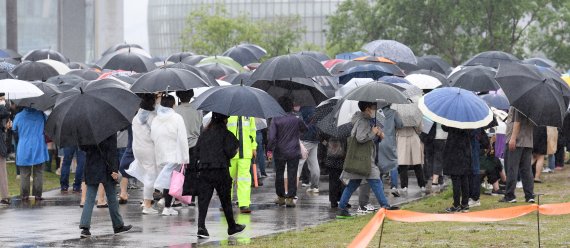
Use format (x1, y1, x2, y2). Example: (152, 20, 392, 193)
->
(0, 100, 5, 106)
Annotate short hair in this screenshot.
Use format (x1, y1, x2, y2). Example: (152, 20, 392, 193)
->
(278, 96, 294, 112)
(176, 90, 194, 103)
(358, 101, 376, 111)
(160, 94, 176, 108)
(137, 93, 156, 111)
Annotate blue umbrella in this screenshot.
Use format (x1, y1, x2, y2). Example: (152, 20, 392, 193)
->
(335, 51, 366, 60)
(418, 87, 493, 129)
(480, 91, 509, 111)
(339, 64, 395, 84)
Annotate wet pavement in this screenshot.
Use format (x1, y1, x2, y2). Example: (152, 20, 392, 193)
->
(0, 167, 431, 247)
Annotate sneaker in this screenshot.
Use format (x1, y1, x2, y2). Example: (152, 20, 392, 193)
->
(468, 199, 481, 208)
(490, 189, 505, 196)
(161, 207, 178, 216)
(80, 228, 91, 238)
(15, 175, 20, 180)
(307, 188, 319, 193)
(364, 204, 378, 212)
(516, 181, 523, 189)
(197, 227, 210, 239)
(113, 225, 133, 235)
(274, 197, 286, 206)
(239, 206, 252, 214)
(285, 198, 296, 207)
(384, 206, 400, 210)
(431, 184, 440, 193)
(301, 183, 309, 187)
(460, 205, 470, 213)
(401, 187, 408, 192)
(526, 198, 536, 203)
(228, 224, 246, 236)
(157, 198, 165, 208)
(542, 168, 552, 173)
(420, 186, 426, 193)
(142, 207, 159, 215)
(499, 197, 517, 203)
(0, 198, 10, 205)
(259, 174, 268, 178)
(336, 208, 353, 219)
(60, 188, 68, 193)
(356, 206, 369, 214)
(445, 206, 461, 213)
(391, 187, 400, 197)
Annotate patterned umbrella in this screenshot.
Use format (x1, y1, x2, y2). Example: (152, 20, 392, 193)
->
(362, 40, 417, 64)
(0, 61, 15, 80)
(314, 97, 353, 138)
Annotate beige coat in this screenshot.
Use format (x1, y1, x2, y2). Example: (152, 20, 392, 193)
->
(396, 126, 424, 165)
(547, 126, 558, 155)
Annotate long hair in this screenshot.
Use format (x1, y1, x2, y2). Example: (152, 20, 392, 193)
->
(137, 93, 156, 111)
(207, 112, 229, 130)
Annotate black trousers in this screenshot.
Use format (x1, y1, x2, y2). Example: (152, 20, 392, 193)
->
(451, 175, 469, 207)
(274, 158, 299, 198)
(328, 168, 344, 204)
(398, 165, 426, 188)
(198, 169, 236, 229)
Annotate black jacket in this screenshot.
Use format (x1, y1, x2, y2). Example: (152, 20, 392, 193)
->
(195, 127, 239, 170)
(442, 126, 472, 176)
(80, 134, 118, 185)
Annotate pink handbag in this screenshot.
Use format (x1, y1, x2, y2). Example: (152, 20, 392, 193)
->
(169, 164, 192, 204)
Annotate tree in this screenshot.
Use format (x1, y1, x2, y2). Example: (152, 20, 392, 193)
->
(259, 15, 306, 58)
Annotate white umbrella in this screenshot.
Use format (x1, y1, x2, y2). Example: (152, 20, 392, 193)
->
(405, 74, 442, 90)
(37, 59, 71, 75)
(0, 79, 44, 99)
(335, 78, 374, 97)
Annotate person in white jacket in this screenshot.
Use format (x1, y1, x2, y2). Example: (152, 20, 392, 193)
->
(151, 94, 189, 216)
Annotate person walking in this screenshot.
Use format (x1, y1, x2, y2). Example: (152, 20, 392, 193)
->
(78, 133, 132, 238)
(0, 96, 11, 205)
(377, 105, 403, 197)
(59, 146, 85, 193)
(268, 96, 307, 207)
(320, 131, 348, 208)
(531, 126, 547, 182)
(227, 115, 256, 213)
(255, 118, 268, 178)
(118, 127, 134, 204)
(298, 106, 321, 193)
(468, 128, 488, 208)
(12, 106, 49, 201)
(195, 112, 245, 239)
(396, 124, 426, 193)
(442, 126, 472, 213)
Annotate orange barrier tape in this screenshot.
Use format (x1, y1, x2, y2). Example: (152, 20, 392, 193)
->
(539, 202, 570, 215)
(385, 204, 538, 223)
(347, 209, 385, 248)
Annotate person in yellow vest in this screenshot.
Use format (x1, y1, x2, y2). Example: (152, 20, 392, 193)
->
(227, 116, 257, 213)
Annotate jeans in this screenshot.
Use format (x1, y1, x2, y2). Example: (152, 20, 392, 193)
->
(274, 158, 299, 198)
(504, 146, 534, 200)
(255, 131, 266, 175)
(548, 155, 555, 170)
(297, 141, 320, 189)
(339, 179, 389, 209)
(19, 164, 43, 197)
(390, 167, 398, 188)
(79, 182, 124, 229)
(60, 146, 85, 190)
(451, 175, 469, 207)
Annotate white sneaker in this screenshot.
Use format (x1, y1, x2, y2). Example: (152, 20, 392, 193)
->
(401, 187, 408, 192)
(157, 198, 165, 208)
(307, 188, 319, 193)
(542, 168, 552, 173)
(16, 175, 20, 180)
(356, 206, 369, 214)
(420, 186, 426, 192)
(364, 204, 378, 212)
(142, 207, 158, 215)
(301, 183, 309, 187)
(468, 199, 481, 208)
(161, 207, 178, 216)
(516, 181, 523, 189)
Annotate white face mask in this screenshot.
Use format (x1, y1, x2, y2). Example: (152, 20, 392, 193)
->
(0, 100, 5, 106)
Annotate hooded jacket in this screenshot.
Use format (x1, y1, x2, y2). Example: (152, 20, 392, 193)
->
(150, 106, 189, 165)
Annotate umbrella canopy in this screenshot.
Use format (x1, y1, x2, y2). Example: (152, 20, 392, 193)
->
(67, 62, 89, 70)
(334, 60, 405, 77)
(480, 91, 510, 111)
(46, 79, 140, 146)
(0, 61, 15, 80)
(66, 69, 101, 80)
(36, 59, 71, 75)
(197, 63, 239, 79)
(335, 78, 374, 97)
(162, 62, 218, 86)
(198, 56, 245, 72)
(322, 59, 346, 69)
(339, 64, 404, 84)
(462, 51, 520, 69)
(409, 69, 448, 85)
(97, 50, 157, 73)
(0, 48, 21, 59)
(222, 44, 267, 66)
(102, 43, 143, 56)
(416, 55, 452, 75)
(405, 74, 443, 90)
(221, 72, 253, 85)
(522, 57, 556, 68)
(130, 67, 210, 93)
(0, 79, 44, 99)
(448, 65, 500, 92)
(418, 87, 493, 129)
(14, 82, 61, 110)
(22, 49, 68, 63)
(335, 51, 367, 60)
(191, 85, 286, 119)
(362, 40, 417, 64)
(495, 63, 566, 127)
(11, 60, 67, 81)
(249, 54, 331, 82)
(342, 80, 409, 104)
(181, 55, 207, 65)
(380, 76, 422, 98)
(313, 75, 340, 97)
(166, 52, 196, 63)
(45, 74, 86, 91)
(295, 51, 330, 62)
(396, 62, 420, 74)
(353, 56, 395, 64)
(249, 78, 328, 106)
(315, 97, 353, 138)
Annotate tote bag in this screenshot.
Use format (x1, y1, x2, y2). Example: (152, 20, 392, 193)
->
(342, 123, 372, 177)
(169, 164, 192, 204)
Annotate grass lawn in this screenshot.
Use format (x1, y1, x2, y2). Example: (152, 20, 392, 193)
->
(6, 160, 71, 196)
(226, 168, 570, 247)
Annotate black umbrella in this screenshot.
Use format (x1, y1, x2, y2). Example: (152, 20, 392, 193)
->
(166, 52, 196, 63)
(22, 49, 68, 63)
(462, 51, 520, 69)
(495, 63, 566, 127)
(408, 69, 449, 86)
(66, 69, 101, 80)
(45, 79, 141, 146)
(67, 62, 88, 69)
(97, 50, 156, 73)
(397, 62, 420, 74)
(522, 57, 556, 68)
(196, 63, 239, 79)
(295, 51, 330, 62)
(162, 62, 218, 86)
(222, 44, 267, 66)
(249, 78, 328, 106)
(249, 54, 331, 82)
(221, 72, 253, 85)
(181, 55, 207, 66)
(45, 74, 86, 91)
(14, 82, 61, 110)
(417, 55, 452, 75)
(343, 80, 409, 104)
(448, 65, 500, 92)
(102, 43, 143, 56)
(11, 61, 62, 81)
(335, 60, 405, 77)
(313, 76, 340, 98)
(338, 64, 404, 84)
(130, 67, 209, 93)
(191, 85, 285, 119)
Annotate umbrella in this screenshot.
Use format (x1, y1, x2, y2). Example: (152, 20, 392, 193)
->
(197, 63, 239, 79)
(97, 50, 157, 73)
(181, 55, 207, 65)
(102, 43, 143, 56)
(130, 67, 210, 93)
(416, 55, 452, 75)
(480, 91, 510, 111)
(249, 54, 331, 82)
(0, 48, 21, 59)
(45, 79, 140, 146)
(191, 85, 286, 119)
(313, 75, 340, 97)
(391, 99, 422, 127)
(315, 97, 353, 138)
(45, 74, 86, 91)
(0, 58, 19, 65)
(66, 69, 101, 80)
(462, 51, 520, 69)
(335, 51, 367, 60)
(11, 60, 68, 81)
(0, 79, 44, 99)
(162, 62, 218, 86)
(353, 56, 395, 64)
(22, 49, 68, 63)
(197, 56, 245, 72)
(322, 59, 346, 69)
(249, 78, 328, 106)
(448, 65, 500, 92)
(336, 78, 374, 97)
(37, 59, 71, 75)
(221, 72, 253, 85)
(418, 87, 493, 129)
(335, 60, 405, 77)
(380, 76, 423, 98)
(0, 61, 15, 80)
(192, 80, 232, 99)
(295, 51, 330, 62)
(405, 74, 444, 90)
(14, 82, 61, 110)
(495, 63, 566, 127)
(339, 64, 403, 84)
(522, 57, 556, 68)
(222, 44, 267, 66)
(342, 80, 409, 105)
(166, 52, 196, 63)
(397, 62, 420, 74)
(362, 40, 417, 64)
(67, 62, 88, 70)
(409, 69, 448, 85)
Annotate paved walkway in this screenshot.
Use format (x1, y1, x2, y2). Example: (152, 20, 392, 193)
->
(0, 167, 433, 247)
